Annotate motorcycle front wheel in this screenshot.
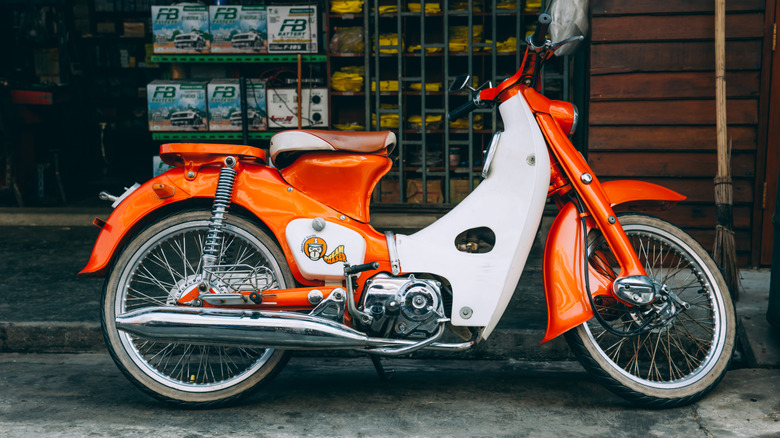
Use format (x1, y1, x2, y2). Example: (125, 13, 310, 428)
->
(101, 211, 294, 407)
(565, 214, 736, 408)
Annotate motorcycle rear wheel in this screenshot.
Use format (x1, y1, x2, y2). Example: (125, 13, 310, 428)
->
(101, 210, 294, 407)
(565, 214, 736, 408)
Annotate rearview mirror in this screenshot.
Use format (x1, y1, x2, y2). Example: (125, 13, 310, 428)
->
(449, 74, 472, 93)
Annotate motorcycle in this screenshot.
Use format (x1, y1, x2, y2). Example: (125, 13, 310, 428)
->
(81, 14, 735, 408)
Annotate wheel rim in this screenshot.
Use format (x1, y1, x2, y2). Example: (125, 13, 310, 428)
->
(114, 219, 286, 393)
(584, 221, 727, 390)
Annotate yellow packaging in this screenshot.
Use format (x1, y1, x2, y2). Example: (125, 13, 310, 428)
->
(407, 44, 443, 54)
(371, 113, 400, 129)
(371, 80, 400, 92)
(334, 123, 365, 131)
(332, 66, 364, 92)
(407, 114, 443, 130)
(376, 33, 403, 54)
(408, 3, 440, 13)
(331, 0, 363, 13)
(449, 114, 483, 130)
(408, 82, 442, 92)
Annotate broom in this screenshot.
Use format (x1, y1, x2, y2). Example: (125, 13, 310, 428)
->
(712, 0, 740, 300)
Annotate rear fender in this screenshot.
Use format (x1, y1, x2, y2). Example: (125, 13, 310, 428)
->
(79, 164, 392, 286)
(541, 180, 685, 343)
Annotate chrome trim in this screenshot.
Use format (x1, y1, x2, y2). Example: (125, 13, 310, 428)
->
(115, 306, 478, 354)
(569, 104, 579, 136)
(481, 132, 501, 179)
(385, 231, 401, 275)
(200, 293, 248, 306)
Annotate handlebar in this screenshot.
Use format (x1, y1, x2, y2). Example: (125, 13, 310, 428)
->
(447, 99, 480, 121)
(531, 13, 552, 47)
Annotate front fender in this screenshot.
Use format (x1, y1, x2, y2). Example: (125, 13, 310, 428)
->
(541, 180, 685, 343)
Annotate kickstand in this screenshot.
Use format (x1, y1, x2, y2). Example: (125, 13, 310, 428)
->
(370, 355, 394, 381)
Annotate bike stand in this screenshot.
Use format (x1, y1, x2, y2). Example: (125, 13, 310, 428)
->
(370, 355, 394, 381)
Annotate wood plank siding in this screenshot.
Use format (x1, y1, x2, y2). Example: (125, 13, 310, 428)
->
(588, 0, 767, 266)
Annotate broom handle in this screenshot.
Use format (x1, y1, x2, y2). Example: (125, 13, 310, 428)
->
(715, 0, 728, 178)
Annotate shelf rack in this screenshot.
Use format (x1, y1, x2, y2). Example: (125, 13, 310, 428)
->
(150, 54, 327, 64)
(151, 54, 327, 144)
(152, 132, 275, 141)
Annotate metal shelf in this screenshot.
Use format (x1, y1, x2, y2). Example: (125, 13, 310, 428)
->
(152, 132, 276, 141)
(150, 54, 327, 64)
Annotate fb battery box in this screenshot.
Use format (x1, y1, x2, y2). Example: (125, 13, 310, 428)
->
(267, 5, 318, 53)
(210, 5, 268, 53)
(207, 80, 267, 131)
(147, 80, 208, 131)
(152, 5, 211, 54)
(207, 79, 241, 131)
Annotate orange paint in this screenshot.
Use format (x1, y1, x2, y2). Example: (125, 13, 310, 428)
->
(80, 146, 392, 297)
(542, 182, 685, 342)
(280, 152, 391, 224)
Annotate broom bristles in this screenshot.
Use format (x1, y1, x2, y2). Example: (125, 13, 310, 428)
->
(712, 147, 740, 301)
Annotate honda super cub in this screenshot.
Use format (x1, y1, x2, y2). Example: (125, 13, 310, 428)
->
(81, 14, 735, 408)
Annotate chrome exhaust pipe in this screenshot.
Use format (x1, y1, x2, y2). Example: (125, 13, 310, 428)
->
(116, 307, 375, 350)
(116, 307, 477, 353)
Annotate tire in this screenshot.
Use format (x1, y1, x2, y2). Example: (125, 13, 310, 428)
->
(101, 210, 294, 407)
(564, 214, 736, 408)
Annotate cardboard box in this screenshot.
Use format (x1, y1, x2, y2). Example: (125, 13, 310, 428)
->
(406, 179, 443, 204)
(267, 5, 318, 53)
(210, 5, 268, 53)
(373, 178, 400, 203)
(147, 80, 208, 131)
(206, 79, 267, 132)
(152, 5, 210, 54)
(450, 178, 479, 204)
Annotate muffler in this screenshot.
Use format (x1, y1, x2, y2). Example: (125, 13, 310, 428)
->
(116, 306, 376, 350)
(115, 307, 476, 353)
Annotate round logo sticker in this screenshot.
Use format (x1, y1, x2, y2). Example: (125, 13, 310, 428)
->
(303, 236, 327, 261)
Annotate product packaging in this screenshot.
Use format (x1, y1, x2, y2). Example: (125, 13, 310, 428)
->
(210, 5, 268, 53)
(152, 5, 211, 53)
(267, 5, 318, 53)
(147, 80, 208, 131)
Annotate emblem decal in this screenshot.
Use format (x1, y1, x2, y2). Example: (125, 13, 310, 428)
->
(302, 236, 348, 264)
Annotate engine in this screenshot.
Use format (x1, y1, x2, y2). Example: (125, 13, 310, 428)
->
(359, 273, 445, 339)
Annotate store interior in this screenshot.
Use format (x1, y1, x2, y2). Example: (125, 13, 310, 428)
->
(0, 0, 580, 208)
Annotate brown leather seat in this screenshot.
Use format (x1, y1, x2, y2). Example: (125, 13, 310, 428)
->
(269, 130, 396, 166)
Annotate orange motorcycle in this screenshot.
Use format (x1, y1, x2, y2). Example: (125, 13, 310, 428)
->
(81, 14, 735, 408)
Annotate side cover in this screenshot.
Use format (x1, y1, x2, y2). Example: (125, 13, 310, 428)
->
(541, 180, 686, 343)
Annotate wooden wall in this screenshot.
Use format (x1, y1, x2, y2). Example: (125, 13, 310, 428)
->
(588, 0, 767, 266)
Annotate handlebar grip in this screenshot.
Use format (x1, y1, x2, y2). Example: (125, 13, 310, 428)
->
(531, 13, 552, 47)
(344, 261, 380, 275)
(448, 99, 479, 121)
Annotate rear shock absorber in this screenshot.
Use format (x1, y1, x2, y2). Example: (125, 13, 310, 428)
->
(201, 156, 238, 285)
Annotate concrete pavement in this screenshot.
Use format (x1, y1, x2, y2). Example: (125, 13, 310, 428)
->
(0, 354, 778, 437)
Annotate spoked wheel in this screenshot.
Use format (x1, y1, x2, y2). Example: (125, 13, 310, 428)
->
(565, 214, 736, 408)
(102, 211, 294, 407)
